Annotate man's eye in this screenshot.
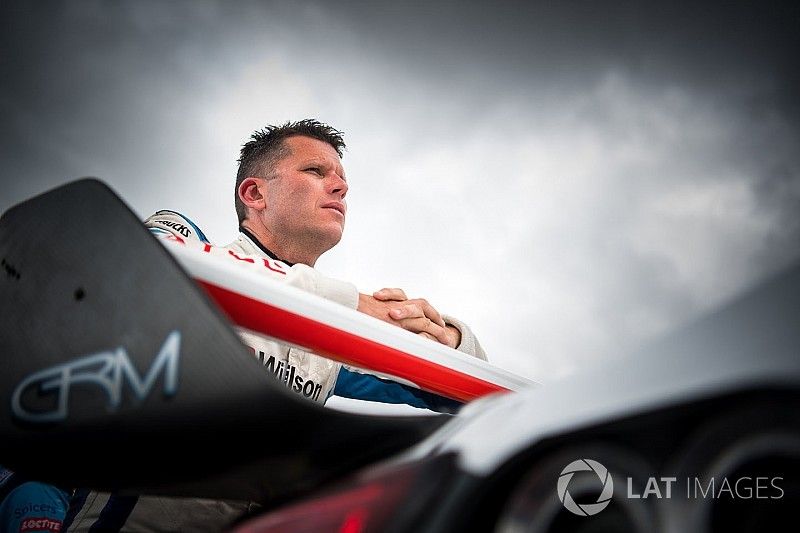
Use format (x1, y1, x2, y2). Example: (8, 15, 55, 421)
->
(305, 167, 323, 175)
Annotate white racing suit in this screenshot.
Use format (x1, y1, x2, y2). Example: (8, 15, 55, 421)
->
(146, 210, 486, 409)
(64, 211, 487, 532)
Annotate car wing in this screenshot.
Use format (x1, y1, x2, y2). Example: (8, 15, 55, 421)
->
(0, 179, 447, 502)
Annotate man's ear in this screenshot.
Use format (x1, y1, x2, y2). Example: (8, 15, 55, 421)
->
(238, 177, 267, 211)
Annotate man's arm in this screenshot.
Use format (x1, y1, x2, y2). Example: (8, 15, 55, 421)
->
(370, 288, 487, 359)
(441, 314, 488, 360)
(146, 210, 487, 406)
(333, 368, 463, 413)
(147, 212, 486, 358)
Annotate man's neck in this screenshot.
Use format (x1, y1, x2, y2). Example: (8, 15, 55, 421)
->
(238, 227, 295, 266)
(240, 220, 322, 267)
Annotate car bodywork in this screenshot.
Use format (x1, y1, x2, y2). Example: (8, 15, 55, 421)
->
(232, 258, 800, 532)
(1, 180, 798, 532)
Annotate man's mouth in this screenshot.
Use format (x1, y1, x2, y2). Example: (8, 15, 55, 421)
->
(322, 202, 346, 216)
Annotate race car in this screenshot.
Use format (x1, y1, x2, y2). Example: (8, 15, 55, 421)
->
(1, 180, 798, 532)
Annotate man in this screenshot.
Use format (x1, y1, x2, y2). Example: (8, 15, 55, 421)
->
(147, 119, 485, 409)
(65, 120, 485, 532)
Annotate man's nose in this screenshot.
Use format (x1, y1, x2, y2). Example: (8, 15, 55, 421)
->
(329, 174, 348, 198)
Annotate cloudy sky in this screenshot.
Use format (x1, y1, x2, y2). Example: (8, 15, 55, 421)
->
(1, 1, 798, 383)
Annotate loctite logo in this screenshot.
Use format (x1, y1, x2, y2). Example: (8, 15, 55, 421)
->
(19, 517, 62, 532)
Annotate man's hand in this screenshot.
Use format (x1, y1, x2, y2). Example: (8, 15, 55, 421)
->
(359, 288, 461, 349)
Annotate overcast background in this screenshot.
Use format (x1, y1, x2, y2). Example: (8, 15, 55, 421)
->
(2, 1, 799, 386)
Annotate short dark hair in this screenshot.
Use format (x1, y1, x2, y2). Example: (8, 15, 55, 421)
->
(234, 119, 346, 223)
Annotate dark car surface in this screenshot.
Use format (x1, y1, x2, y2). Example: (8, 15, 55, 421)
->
(232, 260, 800, 533)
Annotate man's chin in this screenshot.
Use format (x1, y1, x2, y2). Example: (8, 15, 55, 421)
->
(318, 226, 344, 251)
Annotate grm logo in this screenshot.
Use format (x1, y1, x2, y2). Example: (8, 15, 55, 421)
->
(557, 459, 614, 516)
(11, 331, 180, 423)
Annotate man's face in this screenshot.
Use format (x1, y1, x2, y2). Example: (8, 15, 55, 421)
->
(258, 135, 348, 255)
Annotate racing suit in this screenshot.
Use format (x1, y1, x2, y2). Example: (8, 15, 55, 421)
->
(65, 211, 487, 532)
(0, 466, 69, 533)
(146, 210, 487, 407)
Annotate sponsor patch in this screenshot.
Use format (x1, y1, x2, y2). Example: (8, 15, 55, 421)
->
(12, 331, 181, 423)
(258, 353, 323, 401)
(154, 219, 191, 238)
(19, 517, 62, 532)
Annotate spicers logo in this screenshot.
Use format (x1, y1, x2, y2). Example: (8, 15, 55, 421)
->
(11, 331, 180, 423)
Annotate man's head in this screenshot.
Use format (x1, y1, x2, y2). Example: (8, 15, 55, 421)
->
(235, 119, 346, 223)
(235, 119, 349, 266)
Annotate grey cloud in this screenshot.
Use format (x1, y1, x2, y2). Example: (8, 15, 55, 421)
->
(1, 1, 798, 380)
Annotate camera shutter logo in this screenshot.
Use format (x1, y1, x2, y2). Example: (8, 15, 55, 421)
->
(557, 459, 614, 516)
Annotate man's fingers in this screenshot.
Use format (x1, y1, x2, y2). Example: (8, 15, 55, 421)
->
(374, 299, 456, 348)
(397, 317, 450, 346)
(373, 288, 408, 302)
(413, 299, 445, 328)
(418, 332, 438, 342)
(389, 303, 423, 321)
(389, 301, 446, 328)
